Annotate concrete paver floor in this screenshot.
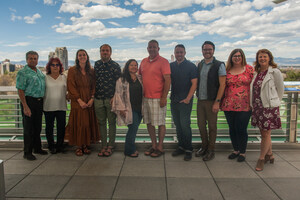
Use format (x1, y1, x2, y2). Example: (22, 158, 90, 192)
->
(1, 147, 300, 200)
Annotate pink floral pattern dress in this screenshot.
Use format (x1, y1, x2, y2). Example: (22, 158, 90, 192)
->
(251, 70, 281, 130)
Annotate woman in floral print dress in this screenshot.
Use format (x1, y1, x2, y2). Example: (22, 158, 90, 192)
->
(250, 49, 284, 171)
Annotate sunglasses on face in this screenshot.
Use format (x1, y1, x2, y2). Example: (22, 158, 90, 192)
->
(51, 64, 60, 67)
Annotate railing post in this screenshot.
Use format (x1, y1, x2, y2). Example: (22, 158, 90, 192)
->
(289, 92, 298, 143)
(0, 160, 5, 200)
(15, 98, 21, 129)
(286, 93, 292, 141)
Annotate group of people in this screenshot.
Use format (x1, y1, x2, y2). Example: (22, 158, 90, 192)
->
(16, 40, 284, 172)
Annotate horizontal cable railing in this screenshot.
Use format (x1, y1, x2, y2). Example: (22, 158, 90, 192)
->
(0, 87, 299, 144)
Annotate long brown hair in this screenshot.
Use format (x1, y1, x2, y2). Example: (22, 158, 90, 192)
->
(226, 48, 247, 71)
(254, 49, 277, 73)
(122, 59, 138, 83)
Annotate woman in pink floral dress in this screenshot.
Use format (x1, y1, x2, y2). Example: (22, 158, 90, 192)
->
(250, 49, 284, 171)
(221, 49, 254, 162)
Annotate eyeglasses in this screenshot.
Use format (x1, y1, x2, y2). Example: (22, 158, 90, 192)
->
(51, 64, 60, 67)
(233, 55, 242, 58)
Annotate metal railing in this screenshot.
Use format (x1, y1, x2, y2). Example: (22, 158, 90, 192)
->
(0, 87, 299, 144)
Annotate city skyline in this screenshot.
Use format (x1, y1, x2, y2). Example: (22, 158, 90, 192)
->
(1, 0, 300, 63)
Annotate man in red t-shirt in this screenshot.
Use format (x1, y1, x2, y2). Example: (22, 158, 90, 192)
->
(138, 40, 171, 157)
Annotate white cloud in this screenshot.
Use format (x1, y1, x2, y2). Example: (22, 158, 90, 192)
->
(59, 2, 85, 13)
(51, 0, 300, 60)
(78, 5, 134, 20)
(132, 0, 193, 11)
(54, 22, 200, 42)
(5, 42, 31, 47)
(24, 13, 41, 24)
(44, 0, 54, 5)
(55, 21, 106, 36)
(132, 0, 224, 11)
(11, 13, 22, 21)
(165, 42, 178, 47)
(9, 8, 17, 12)
(252, 0, 273, 9)
(193, 0, 223, 7)
(124, 1, 133, 6)
(59, 0, 113, 13)
(109, 21, 121, 26)
(139, 12, 191, 24)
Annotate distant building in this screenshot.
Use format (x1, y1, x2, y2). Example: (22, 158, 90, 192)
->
(48, 47, 69, 70)
(0, 59, 16, 75)
(48, 52, 55, 60)
(56, 47, 68, 70)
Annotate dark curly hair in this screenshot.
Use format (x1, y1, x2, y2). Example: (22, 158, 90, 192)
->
(45, 57, 64, 75)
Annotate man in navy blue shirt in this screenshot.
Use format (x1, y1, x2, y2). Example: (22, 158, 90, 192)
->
(170, 44, 197, 161)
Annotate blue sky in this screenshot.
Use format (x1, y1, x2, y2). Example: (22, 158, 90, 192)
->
(1, 0, 300, 63)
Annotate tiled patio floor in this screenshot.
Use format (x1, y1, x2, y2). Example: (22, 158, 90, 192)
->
(1, 145, 300, 200)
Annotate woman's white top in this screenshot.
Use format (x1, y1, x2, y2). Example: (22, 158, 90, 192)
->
(43, 74, 67, 111)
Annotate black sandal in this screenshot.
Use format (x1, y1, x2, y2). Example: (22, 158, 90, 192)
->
(144, 147, 155, 156)
(150, 149, 164, 157)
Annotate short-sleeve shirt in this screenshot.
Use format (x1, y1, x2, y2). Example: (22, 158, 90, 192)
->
(198, 61, 226, 100)
(94, 59, 121, 99)
(221, 65, 254, 111)
(16, 65, 45, 98)
(170, 59, 197, 103)
(139, 54, 171, 99)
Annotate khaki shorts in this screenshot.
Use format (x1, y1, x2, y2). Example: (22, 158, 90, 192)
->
(143, 98, 167, 126)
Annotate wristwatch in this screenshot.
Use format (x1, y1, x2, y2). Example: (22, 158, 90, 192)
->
(215, 99, 221, 102)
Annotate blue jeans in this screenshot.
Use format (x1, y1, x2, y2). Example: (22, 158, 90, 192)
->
(224, 111, 252, 154)
(124, 110, 142, 155)
(171, 100, 193, 151)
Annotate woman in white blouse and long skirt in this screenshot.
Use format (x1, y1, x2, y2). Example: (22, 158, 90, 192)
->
(44, 58, 67, 154)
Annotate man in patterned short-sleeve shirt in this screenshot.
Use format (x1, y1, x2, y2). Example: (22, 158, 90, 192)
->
(16, 51, 48, 160)
(94, 44, 121, 156)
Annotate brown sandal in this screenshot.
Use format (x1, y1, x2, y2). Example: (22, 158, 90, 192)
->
(104, 147, 113, 157)
(265, 153, 275, 164)
(82, 145, 91, 154)
(98, 148, 107, 157)
(75, 148, 83, 156)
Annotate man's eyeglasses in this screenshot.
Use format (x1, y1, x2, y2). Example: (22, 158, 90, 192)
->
(51, 64, 60, 67)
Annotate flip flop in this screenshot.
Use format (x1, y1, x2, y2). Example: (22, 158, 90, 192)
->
(150, 149, 164, 157)
(144, 147, 155, 156)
